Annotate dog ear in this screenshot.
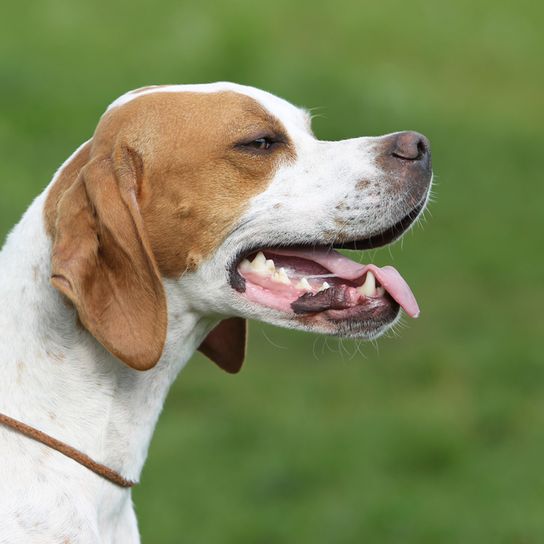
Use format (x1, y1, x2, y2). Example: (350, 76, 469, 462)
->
(50, 145, 167, 371)
(198, 318, 247, 374)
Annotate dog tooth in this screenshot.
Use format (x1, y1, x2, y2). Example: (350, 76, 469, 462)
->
(250, 251, 269, 274)
(265, 259, 276, 273)
(272, 267, 291, 285)
(376, 287, 385, 297)
(317, 281, 331, 292)
(358, 271, 376, 297)
(252, 251, 266, 266)
(239, 258, 252, 272)
(296, 277, 312, 291)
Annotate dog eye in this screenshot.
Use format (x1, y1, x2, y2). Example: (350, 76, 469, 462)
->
(245, 137, 274, 151)
(237, 135, 284, 154)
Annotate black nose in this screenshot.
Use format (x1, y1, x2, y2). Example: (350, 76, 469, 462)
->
(391, 131, 430, 163)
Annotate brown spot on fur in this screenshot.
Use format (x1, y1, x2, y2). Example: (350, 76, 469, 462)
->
(323, 230, 351, 242)
(334, 217, 349, 228)
(46, 350, 65, 362)
(273, 203, 282, 209)
(356, 179, 370, 190)
(186, 252, 203, 271)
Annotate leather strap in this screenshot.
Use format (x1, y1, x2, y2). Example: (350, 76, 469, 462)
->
(0, 412, 136, 488)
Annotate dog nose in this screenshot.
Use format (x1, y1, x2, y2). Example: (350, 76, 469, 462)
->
(373, 130, 432, 205)
(391, 131, 430, 163)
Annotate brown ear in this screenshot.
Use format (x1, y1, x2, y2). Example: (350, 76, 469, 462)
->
(198, 318, 247, 374)
(50, 145, 167, 371)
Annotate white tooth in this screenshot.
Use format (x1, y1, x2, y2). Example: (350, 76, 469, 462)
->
(250, 252, 268, 274)
(317, 281, 331, 292)
(265, 259, 276, 273)
(376, 287, 385, 297)
(358, 271, 376, 297)
(252, 251, 266, 266)
(272, 267, 291, 285)
(240, 258, 252, 272)
(296, 277, 312, 291)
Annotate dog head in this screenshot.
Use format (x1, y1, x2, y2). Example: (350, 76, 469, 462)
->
(45, 83, 432, 373)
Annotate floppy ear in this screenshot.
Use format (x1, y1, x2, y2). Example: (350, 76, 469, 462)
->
(198, 318, 247, 374)
(50, 145, 167, 371)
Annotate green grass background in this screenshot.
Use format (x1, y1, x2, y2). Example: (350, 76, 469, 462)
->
(1, 1, 543, 542)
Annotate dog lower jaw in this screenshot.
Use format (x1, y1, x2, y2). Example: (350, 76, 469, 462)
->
(229, 279, 402, 340)
(290, 294, 401, 339)
(230, 245, 417, 330)
(266, 302, 401, 340)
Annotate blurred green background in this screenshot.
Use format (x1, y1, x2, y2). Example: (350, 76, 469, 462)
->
(1, 0, 543, 542)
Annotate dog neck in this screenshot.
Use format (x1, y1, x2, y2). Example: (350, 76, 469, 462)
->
(0, 191, 215, 499)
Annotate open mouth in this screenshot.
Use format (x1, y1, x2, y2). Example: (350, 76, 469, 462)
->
(229, 203, 423, 326)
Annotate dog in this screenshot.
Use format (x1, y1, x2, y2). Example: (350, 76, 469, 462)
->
(0, 82, 432, 542)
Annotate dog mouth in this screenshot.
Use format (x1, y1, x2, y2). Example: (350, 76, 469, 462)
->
(229, 202, 423, 330)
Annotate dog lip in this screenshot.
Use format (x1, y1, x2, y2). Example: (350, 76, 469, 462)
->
(293, 290, 402, 338)
(228, 194, 427, 306)
(332, 198, 426, 251)
(323, 295, 400, 323)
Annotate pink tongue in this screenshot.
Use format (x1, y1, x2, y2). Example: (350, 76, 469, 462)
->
(270, 248, 420, 318)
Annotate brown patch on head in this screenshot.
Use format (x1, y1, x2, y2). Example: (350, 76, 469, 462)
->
(44, 89, 294, 371)
(45, 91, 295, 275)
(95, 90, 295, 277)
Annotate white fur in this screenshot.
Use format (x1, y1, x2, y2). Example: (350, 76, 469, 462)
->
(0, 83, 428, 542)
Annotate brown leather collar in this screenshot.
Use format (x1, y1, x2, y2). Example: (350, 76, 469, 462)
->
(0, 412, 136, 488)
